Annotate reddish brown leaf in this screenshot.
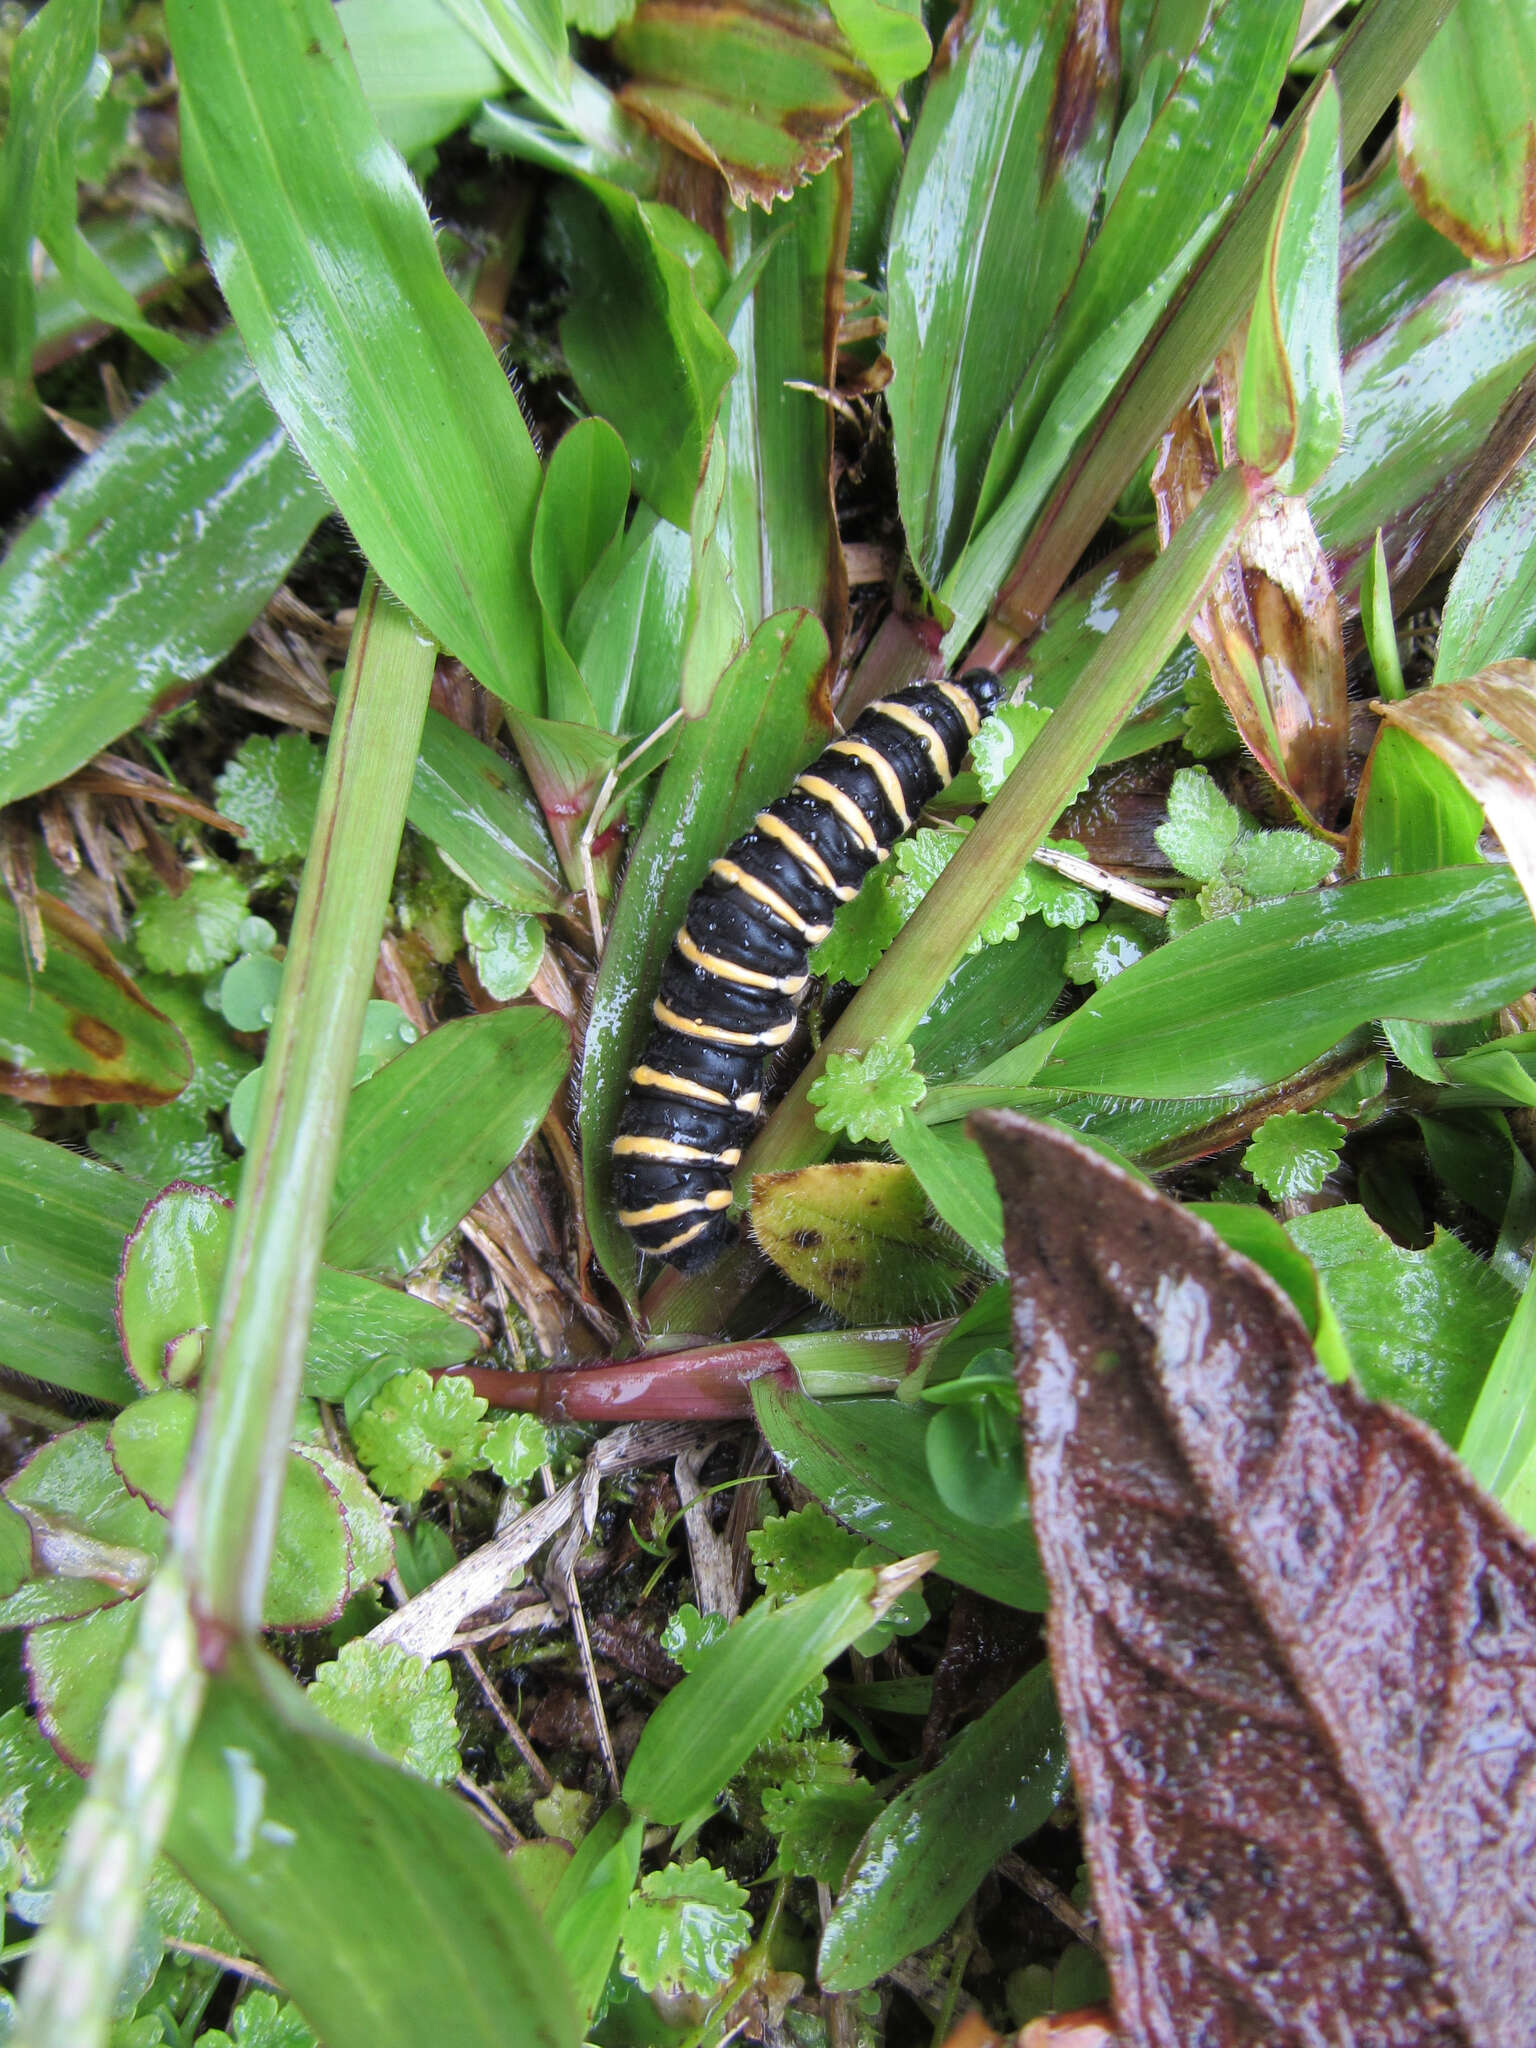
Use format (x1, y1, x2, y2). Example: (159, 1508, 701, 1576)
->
(1154, 398, 1347, 833)
(973, 1111, 1536, 2048)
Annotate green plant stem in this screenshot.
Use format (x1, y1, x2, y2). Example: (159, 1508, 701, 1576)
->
(972, 0, 1456, 659)
(176, 575, 435, 1639)
(16, 1556, 203, 2048)
(651, 464, 1259, 1330)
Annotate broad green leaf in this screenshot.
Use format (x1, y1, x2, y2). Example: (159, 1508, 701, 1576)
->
(26, 1598, 139, 1771)
(408, 711, 565, 915)
(1461, 1258, 1536, 1520)
(888, 1110, 1003, 1274)
(337, 0, 504, 153)
(167, 1644, 579, 2048)
(531, 416, 631, 727)
(1353, 722, 1484, 879)
(0, 892, 191, 1109)
(1311, 258, 1536, 601)
(133, 866, 250, 977)
(580, 607, 832, 1295)
(1337, 147, 1466, 358)
(887, 0, 1118, 586)
(819, 1664, 1067, 1991)
(830, 0, 926, 93)
(0, 1129, 140, 1404)
(0, 0, 184, 426)
(1435, 452, 1536, 682)
(612, 0, 880, 209)
(1041, 867, 1536, 1098)
(308, 1266, 483, 1400)
(1242, 1109, 1346, 1201)
(1288, 1205, 1515, 1444)
(108, 1394, 352, 1626)
(1235, 75, 1342, 494)
(0, 334, 324, 809)
(169, 0, 546, 710)
(325, 1006, 570, 1275)
(566, 506, 693, 739)
(1399, 2, 1536, 263)
(712, 163, 851, 657)
(8, 1421, 166, 1560)
(117, 1185, 231, 1393)
(548, 1804, 644, 2022)
(971, 0, 1301, 542)
(753, 1383, 1048, 1611)
(549, 181, 733, 530)
(623, 1567, 902, 1823)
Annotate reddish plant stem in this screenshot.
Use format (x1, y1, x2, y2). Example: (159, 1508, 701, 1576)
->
(438, 1342, 798, 1423)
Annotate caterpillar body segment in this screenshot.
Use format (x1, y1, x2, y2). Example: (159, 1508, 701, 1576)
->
(613, 670, 1002, 1271)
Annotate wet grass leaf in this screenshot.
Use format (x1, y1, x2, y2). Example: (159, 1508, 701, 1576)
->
(819, 1665, 1067, 1991)
(978, 1113, 1536, 2046)
(1399, 1, 1536, 263)
(168, 0, 546, 710)
(753, 1382, 1048, 1610)
(167, 1643, 578, 2048)
(0, 1131, 139, 1404)
(324, 1005, 570, 1275)
(887, 0, 1118, 588)
(1435, 451, 1536, 681)
(1041, 866, 1536, 1098)
(613, 0, 878, 207)
(549, 181, 733, 531)
(0, 331, 325, 809)
(0, 892, 192, 1109)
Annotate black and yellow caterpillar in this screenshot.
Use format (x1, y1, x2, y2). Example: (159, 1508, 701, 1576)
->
(613, 668, 1002, 1271)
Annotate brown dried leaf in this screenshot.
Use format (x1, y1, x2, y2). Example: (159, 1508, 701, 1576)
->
(1154, 399, 1347, 832)
(1379, 658, 1536, 924)
(974, 1111, 1536, 2048)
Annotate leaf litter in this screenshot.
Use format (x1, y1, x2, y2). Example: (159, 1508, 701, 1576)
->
(976, 1110, 1536, 2047)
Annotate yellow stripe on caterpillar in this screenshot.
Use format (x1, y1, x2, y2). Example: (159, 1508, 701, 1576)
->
(934, 678, 983, 736)
(754, 812, 859, 899)
(653, 999, 798, 1049)
(612, 1135, 742, 1166)
(709, 860, 831, 942)
(617, 1186, 735, 1228)
(826, 739, 913, 831)
(794, 773, 886, 855)
(868, 701, 951, 785)
(629, 1065, 736, 1109)
(675, 924, 810, 996)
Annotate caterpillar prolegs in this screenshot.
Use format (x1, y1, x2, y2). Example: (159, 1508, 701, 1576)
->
(613, 668, 1003, 1272)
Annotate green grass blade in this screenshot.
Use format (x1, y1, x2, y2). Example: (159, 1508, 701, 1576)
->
(886, 0, 1118, 588)
(819, 1664, 1067, 1991)
(622, 1566, 904, 1824)
(168, 0, 545, 710)
(1042, 867, 1536, 1098)
(1398, 0, 1536, 264)
(0, 331, 325, 807)
(0, 892, 191, 1106)
(179, 577, 435, 1635)
(1435, 447, 1536, 680)
(324, 1005, 571, 1275)
(15, 1555, 204, 2048)
(0, 1130, 140, 1405)
(167, 1642, 579, 2048)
